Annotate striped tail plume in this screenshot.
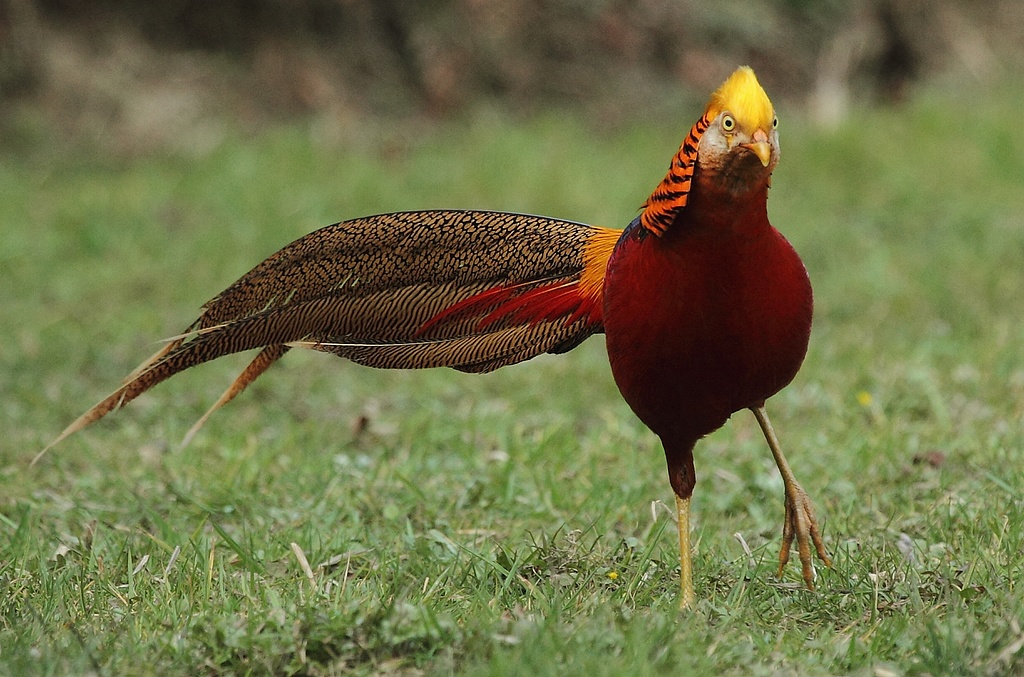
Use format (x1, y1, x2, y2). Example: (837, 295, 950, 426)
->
(39, 210, 620, 459)
(639, 113, 712, 236)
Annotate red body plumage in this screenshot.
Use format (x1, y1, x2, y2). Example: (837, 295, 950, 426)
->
(603, 181, 812, 497)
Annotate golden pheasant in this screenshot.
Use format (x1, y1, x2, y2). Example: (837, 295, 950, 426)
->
(43, 66, 830, 608)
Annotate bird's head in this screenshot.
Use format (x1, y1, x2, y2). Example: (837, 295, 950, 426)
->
(697, 67, 779, 196)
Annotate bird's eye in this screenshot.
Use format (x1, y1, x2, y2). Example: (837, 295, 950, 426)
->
(772, 116, 779, 129)
(721, 115, 735, 132)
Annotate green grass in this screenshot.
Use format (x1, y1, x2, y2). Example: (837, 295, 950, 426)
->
(3, 82, 1024, 675)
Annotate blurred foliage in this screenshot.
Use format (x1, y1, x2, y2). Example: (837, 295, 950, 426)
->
(1, 0, 1021, 153)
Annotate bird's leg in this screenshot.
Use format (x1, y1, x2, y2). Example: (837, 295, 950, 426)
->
(675, 493, 695, 610)
(665, 445, 697, 609)
(750, 405, 831, 589)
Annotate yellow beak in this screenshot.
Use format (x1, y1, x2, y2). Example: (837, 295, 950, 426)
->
(740, 129, 772, 167)
(743, 141, 772, 167)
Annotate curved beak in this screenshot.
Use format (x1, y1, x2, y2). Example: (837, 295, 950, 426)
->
(740, 129, 772, 167)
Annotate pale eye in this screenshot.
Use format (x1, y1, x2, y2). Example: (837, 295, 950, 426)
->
(721, 114, 735, 132)
(772, 116, 779, 129)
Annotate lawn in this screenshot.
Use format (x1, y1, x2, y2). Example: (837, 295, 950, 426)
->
(2, 80, 1024, 675)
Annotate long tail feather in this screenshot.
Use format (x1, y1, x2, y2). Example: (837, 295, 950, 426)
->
(43, 210, 621, 454)
(33, 338, 188, 464)
(179, 344, 290, 448)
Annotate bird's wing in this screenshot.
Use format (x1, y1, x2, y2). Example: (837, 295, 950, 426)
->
(43, 210, 621, 453)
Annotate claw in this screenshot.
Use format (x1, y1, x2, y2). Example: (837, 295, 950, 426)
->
(750, 405, 831, 590)
(778, 480, 831, 589)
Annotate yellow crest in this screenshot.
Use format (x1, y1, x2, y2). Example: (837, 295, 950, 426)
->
(705, 66, 775, 132)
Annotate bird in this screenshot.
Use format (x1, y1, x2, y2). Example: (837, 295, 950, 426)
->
(41, 66, 830, 608)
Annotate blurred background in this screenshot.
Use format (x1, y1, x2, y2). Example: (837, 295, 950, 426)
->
(2, 0, 1021, 153)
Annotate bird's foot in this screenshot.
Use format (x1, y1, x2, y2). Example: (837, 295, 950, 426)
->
(777, 480, 831, 590)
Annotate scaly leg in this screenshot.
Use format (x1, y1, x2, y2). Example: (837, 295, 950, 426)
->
(751, 405, 831, 589)
(676, 494, 695, 609)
